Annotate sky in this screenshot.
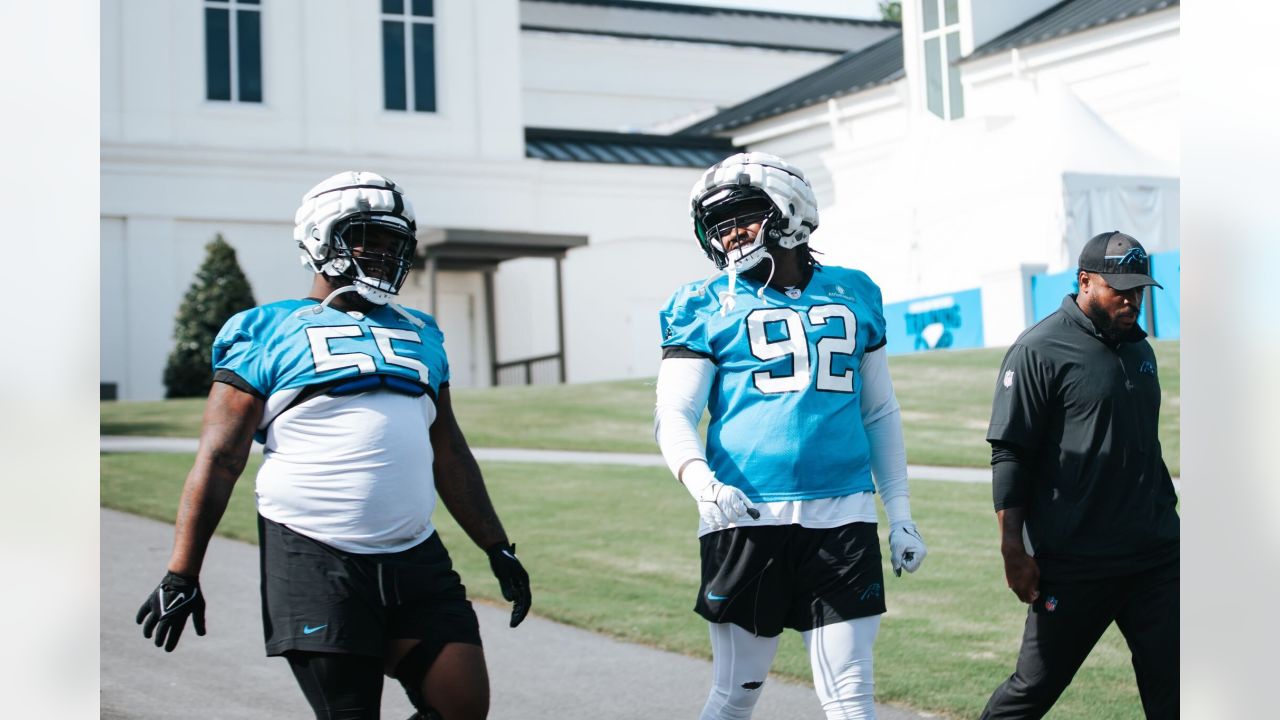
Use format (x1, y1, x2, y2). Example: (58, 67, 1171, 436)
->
(669, 0, 887, 21)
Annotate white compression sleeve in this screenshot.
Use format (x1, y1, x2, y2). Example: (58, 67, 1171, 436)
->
(859, 348, 911, 524)
(655, 356, 716, 481)
(802, 616, 881, 720)
(702, 622, 780, 720)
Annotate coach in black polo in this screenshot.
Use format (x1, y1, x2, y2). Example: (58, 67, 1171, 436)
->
(980, 231, 1180, 720)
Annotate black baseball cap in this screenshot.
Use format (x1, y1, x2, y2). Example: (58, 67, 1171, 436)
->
(1078, 231, 1163, 291)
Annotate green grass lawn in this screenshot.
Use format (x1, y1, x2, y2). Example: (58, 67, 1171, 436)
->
(99, 340, 1179, 474)
(103, 453, 1149, 720)
(889, 340, 1179, 475)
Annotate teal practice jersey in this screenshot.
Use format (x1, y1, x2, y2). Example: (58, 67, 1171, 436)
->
(212, 299, 449, 442)
(659, 265, 887, 502)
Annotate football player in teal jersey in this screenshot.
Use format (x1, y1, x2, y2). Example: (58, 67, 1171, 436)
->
(136, 172, 530, 720)
(655, 153, 928, 720)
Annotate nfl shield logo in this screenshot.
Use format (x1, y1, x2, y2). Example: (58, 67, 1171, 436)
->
(1003, 370, 1015, 388)
(1044, 596, 1058, 612)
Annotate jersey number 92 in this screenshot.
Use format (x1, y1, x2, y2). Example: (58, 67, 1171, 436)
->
(746, 305, 856, 394)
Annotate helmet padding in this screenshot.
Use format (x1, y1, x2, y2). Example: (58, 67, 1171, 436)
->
(294, 171, 417, 305)
(689, 153, 818, 272)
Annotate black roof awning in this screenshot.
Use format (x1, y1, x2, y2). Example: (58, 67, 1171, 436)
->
(418, 228, 589, 272)
(526, 127, 734, 167)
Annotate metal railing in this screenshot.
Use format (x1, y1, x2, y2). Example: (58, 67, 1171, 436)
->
(494, 353, 563, 386)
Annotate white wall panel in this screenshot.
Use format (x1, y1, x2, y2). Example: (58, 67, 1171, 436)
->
(494, 258, 561, 363)
(100, 218, 128, 397)
(521, 32, 839, 131)
(561, 237, 710, 383)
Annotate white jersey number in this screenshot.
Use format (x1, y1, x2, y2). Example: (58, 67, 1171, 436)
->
(809, 305, 857, 392)
(746, 304, 858, 394)
(306, 325, 430, 384)
(747, 308, 811, 393)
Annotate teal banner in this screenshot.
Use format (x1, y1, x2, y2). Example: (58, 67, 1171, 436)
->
(1031, 268, 1078, 324)
(1150, 250, 1180, 339)
(884, 288, 984, 355)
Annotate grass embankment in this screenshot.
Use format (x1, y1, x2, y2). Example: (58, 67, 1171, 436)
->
(100, 341, 1179, 474)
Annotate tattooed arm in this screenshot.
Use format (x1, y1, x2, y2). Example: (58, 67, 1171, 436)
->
(429, 384, 510, 550)
(166, 381, 264, 576)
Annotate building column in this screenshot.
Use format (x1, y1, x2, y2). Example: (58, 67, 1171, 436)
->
(980, 263, 1046, 348)
(483, 269, 498, 386)
(426, 254, 438, 315)
(555, 254, 566, 383)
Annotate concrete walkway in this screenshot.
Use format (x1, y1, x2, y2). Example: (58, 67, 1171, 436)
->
(102, 508, 934, 719)
(102, 436, 1184, 489)
(100, 436, 994, 484)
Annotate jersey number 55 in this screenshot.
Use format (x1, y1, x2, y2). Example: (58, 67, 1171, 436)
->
(305, 325, 431, 384)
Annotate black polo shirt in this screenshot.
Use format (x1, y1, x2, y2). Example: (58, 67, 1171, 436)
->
(987, 294, 1179, 581)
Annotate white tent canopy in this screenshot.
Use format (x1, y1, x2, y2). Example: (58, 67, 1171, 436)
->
(1008, 76, 1179, 269)
(817, 75, 1179, 294)
(1061, 172, 1179, 267)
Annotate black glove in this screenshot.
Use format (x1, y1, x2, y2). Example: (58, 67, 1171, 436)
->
(486, 542, 531, 628)
(136, 571, 206, 652)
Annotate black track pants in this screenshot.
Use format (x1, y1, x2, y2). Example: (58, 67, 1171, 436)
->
(981, 560, 1179, 720)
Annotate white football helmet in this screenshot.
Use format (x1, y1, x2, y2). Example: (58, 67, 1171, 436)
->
(294, 171, 417, 306)
(689, 152, 819, 273)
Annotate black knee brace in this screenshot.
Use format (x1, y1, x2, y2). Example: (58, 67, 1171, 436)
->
(394, 641, 446, 717)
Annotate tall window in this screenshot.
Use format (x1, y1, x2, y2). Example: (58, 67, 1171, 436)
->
(920, 0, 963, 120)
(382, 0, 436, 113)
(205, 0, 262, 103)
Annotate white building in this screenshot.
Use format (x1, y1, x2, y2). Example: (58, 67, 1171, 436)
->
(101, 0, 894, 399)
(101, 0, 1178, 399)
(682, 0, 1180, 347)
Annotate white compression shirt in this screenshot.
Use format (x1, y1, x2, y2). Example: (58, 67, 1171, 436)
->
(255, 390, 438, 553)
(655, 346, 913, 537)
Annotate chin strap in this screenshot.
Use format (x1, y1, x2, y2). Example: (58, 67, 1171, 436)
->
(297, 285, 361, 318)
(294, 283, 425, 329)
(389, 302, 426, 328)
(718, 261, 739, 317)
(755, 252, 776, 300)
(702, 253, 780, 317)
(713, 251, 777, 317)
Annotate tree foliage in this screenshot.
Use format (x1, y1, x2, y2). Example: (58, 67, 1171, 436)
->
(879, 1, 902, 23)
(163, 235, 257, 398)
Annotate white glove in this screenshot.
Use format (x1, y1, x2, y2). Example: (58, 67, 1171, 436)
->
(888, 521, 927, 576)
(681, 461, 758, 531)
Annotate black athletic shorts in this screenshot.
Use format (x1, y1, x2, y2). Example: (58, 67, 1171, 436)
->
(259, 515, 482, 658)
(696, 522, 886, 637)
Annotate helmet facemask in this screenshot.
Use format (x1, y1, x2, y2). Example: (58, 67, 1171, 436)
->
(693, 188, 780, 274)
(689, 153, 818, 316)
(295, 171, 420, 307)
(323, 214, 417, 306)
(688, 152, 819, 274)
